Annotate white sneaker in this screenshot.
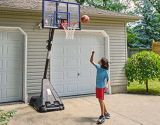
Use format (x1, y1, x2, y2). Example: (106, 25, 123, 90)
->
(104, 112, 110, 119)
(97, 115, 105, 124)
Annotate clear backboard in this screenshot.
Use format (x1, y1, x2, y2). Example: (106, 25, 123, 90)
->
(42, 0, 81, 30)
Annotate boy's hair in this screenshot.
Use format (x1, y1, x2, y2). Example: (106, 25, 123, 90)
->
(100, 57, 109, 70)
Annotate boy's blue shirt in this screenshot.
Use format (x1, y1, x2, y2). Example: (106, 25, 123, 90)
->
(95, 64, 108, 88)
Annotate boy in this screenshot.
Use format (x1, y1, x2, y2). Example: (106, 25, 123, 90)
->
(90, 51, 110, 124)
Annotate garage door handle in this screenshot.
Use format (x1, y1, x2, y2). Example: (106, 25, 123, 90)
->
(77, 73, 80, 76)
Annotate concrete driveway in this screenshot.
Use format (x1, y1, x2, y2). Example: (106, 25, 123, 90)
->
(1, 94, 160, 125)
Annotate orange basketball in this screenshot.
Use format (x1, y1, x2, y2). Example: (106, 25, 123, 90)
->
(81, 15, 90, 23)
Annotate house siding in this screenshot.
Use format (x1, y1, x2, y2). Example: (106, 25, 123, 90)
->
(0, 9, 127, 98)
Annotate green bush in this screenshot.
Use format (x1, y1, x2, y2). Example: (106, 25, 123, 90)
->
(125, 51, 160, 93)
(0, 110, 16, 125)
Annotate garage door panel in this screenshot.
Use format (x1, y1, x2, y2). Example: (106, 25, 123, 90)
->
(52, 47, 63, 58)
(0, 73, 6, 87)
(53, 84, 64, 94)
(93, 46, 105, 57)
(7, 32, 23, 41)
(52, 58, 63, 70)
(79, 55, 91, 61)
(0, 33, 2, 40)
(52, 71, 64, 79)
(64, 83, 77, 95)
(80, 60, 91, 68)
(1, 90, 6, 99)
(0, 73, 2, 85)
(64, 70, 77, 79)
(6, 73, 22, 85)
(0, 46, 2, 56)
(0, 60, 4, 70)
(6, 82, 22, 89)
(64, 58, 79, 67)
(6, 88, 21, 98)
(64, 46, 79, 56)
(0, 90, 1, 101)
(0, 30, 23, 103)
(6, 45, 22, 58)
(51, 79, 64, 86)
(6, 76, 21, 84)
(52, 79, 63, 85)
(78, 69, 91, 78)
(80, 47, 92, 56)
(6, 59, 21, 70)
(77, 81, 95, 94)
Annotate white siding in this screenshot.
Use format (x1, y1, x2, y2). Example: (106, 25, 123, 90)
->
(0, 9, 127, 96)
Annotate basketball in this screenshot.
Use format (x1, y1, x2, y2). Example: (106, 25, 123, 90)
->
(81, 15, 90, 23)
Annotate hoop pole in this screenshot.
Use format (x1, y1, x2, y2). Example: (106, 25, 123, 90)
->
(43, 28, 55, 79)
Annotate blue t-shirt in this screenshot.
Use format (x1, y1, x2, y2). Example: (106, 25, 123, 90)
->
(95, 64, 108, 88)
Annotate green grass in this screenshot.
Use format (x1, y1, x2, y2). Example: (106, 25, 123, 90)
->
(0, 110, 16, 125)
(127, 79, 160, 95)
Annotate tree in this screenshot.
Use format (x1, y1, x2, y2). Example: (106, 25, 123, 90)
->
(76, 0, 127, 12)
(75, 0, 85, 5)
(127, 27, 139, 48)
(124, 51, 160, 93)
(132, 0, 160, 13)
(147, 0, 160, 13)
(127, 0, 160, 48)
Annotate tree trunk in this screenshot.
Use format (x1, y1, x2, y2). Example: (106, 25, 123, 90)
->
(145, 80, 149, 94)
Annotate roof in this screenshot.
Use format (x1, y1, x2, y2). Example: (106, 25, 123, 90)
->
(81, 6, 140, 21)
(0, 0, 140, 21)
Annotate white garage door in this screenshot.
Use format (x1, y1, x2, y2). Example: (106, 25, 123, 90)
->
(0, 30, 23, 103)
(51, 31, 106, 96)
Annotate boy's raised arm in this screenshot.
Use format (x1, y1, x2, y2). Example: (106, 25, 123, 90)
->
(90, 51, 96, 66)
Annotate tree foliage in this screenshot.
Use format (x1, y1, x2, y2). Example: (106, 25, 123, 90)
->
(132, 0, 160, 14)
(76, 0, 127, 12)
(147, 0, 160, 13)
(124, 51, 160, 92)
(127, 0, 160, 48)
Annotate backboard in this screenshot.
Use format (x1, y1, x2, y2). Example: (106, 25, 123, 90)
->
(42, 0, 81, 30)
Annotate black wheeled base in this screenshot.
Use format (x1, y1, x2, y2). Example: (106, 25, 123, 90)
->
(30, 96, 64, 112)
(29, 79, 64, 112)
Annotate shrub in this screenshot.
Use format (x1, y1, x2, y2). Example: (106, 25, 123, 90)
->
(125, 51, 160, 93)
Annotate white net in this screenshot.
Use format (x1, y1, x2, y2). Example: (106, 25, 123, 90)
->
(61, 22, 78, 39)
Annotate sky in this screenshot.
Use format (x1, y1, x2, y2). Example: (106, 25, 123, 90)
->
(120, 0, 136, 11)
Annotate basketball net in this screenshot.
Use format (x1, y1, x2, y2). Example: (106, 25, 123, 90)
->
(61, 22, 78, 40)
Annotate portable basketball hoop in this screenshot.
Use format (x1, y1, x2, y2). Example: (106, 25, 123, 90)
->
(61, 22, 78, 39)
(30, 0, 81, 112)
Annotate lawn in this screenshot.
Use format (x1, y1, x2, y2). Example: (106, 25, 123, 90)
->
(127, 79, 160, 95)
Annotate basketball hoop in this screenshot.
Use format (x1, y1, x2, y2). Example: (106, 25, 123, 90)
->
(61, 22, 78, 40)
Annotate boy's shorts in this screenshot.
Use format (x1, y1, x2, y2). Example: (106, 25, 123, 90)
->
(96, 88, 105, 100)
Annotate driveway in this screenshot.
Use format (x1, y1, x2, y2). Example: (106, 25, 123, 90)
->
(1, 94, 160, 125)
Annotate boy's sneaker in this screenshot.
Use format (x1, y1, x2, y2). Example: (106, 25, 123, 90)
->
(96, 115, 105, 124)
(104, 112, 110, 119)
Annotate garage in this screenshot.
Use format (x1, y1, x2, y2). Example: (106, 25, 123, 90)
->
(51, 30, 110, 96)
(0, 27, 26, 103)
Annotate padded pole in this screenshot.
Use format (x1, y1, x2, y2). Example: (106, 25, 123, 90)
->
(43, 29, 55, 79)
